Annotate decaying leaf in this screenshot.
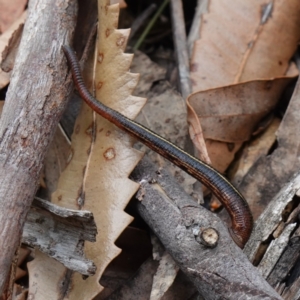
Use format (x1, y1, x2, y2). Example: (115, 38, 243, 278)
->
(28, 1, 146, 299)
(188, 0, 300, 172)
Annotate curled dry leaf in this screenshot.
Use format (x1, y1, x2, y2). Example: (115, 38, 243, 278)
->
(30, 1, 146, 299)
(187, 76, 296, 172)
(189, 0, 300, 172)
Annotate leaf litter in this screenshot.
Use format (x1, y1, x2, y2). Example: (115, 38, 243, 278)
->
(1, 0, 300, 298)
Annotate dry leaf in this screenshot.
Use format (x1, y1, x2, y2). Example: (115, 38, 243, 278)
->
(187, 76, 295, 172)
(189, 0, 300, 172)
(68, 1, 145, 296)
(15, 246, 31, 281)
(27, 251, 67, 299)
(190, 0, 300, 90)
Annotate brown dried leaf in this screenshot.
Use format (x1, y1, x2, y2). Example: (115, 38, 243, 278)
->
(188, 0, 300, 171)
(187, 77, 295, 172)
(190, 0, 300, 90)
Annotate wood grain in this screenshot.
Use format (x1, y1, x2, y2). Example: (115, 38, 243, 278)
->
(0, 0, 77, 292)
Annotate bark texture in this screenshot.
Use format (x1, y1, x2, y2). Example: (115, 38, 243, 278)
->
(131, 157, 283, 300)
(0, 0, 77, 292)
(23, 198, 97, 275)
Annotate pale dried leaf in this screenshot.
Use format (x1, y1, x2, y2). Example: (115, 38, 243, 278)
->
(65, 1, 145, 297)
(51, 102, 94, 208)
(27, 251, 67, 299)
(29, 1, 146, 299)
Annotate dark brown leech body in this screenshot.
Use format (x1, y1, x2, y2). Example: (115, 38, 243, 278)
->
(62, 45, 253, 248)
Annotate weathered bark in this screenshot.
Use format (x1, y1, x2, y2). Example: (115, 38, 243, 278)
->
(243, 171, 300, 299)
(23, 198, 97, 275)
(131, 157, 282, 300)
(0, 0, 77, 292)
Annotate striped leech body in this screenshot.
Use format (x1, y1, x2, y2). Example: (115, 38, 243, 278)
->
(62, 45, 253, 248)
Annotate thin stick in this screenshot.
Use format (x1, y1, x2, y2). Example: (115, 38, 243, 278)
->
(170, 0, 191, 99)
